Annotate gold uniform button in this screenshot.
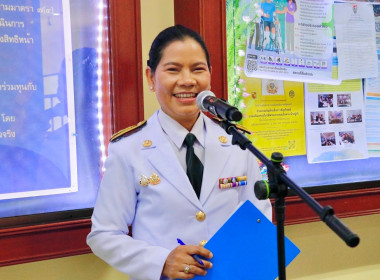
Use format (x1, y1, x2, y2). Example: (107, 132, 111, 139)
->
(218, 136, 228, 143)
(199, 240, 207, 247)
(142, 140, 152, 147)
(195, 211, 206, 221)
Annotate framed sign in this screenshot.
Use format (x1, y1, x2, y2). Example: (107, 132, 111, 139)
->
(0, 0, 143, 266)
(0, 0, 78, 202)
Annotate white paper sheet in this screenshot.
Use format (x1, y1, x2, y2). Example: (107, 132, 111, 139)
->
(335, 2, 378, 80)
(305, 80, 369, 163)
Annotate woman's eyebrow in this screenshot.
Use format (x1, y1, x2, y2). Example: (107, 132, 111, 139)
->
(192, 62, 208, 67)
(162, 62, 181, 67)
(162, 61, 208, 67)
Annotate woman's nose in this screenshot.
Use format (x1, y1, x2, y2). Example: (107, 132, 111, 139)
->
(178, 70, 196, 86)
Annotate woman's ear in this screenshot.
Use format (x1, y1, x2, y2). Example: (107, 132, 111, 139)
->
(145, 67, 155, 92)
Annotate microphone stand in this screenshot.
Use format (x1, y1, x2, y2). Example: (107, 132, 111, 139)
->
(217, 119, 360, 280)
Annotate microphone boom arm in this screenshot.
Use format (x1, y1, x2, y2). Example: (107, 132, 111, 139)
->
(217, 119, 360, 279)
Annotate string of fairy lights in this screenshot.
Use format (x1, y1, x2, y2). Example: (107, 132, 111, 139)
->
(96, 1, 107, 172)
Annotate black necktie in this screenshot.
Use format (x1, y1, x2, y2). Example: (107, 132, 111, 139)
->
(184, 133, 204, 198)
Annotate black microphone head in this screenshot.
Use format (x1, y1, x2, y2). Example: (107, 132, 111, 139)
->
(228, 109, 243, 122)
(196, 90, 215, 111)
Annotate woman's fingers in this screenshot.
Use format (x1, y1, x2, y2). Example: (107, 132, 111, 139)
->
(162, 245, 213, 279)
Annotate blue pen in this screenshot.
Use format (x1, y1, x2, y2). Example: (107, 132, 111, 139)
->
(177, 238, 204, 265)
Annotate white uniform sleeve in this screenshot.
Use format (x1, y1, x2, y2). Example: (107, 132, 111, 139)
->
(87, 143, 170, 280)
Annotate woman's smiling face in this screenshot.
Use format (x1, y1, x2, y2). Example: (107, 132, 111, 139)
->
(146, 37, 211, 130)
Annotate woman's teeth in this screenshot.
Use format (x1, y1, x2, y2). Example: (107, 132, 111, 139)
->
(175, 93, 196, 98)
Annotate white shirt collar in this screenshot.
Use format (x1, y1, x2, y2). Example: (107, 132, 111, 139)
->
(157, 109, 205, 149)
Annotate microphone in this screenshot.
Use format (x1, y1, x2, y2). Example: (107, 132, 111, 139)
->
(196, 90, 243, 122)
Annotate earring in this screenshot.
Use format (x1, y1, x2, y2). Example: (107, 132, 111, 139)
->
(149, 86, 153, 90)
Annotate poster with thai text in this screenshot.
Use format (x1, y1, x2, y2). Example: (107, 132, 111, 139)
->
(334, 2, 378, 80)
(243, 0, 339, 84)
(364, 77, 380, 157)
(240, 78, 306, 157)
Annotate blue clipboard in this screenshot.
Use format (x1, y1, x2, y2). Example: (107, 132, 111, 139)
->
(193, 200, 300, 280)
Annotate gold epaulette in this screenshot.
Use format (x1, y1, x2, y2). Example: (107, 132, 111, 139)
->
(110, 120, 147, 142)
(211, 117, 252, 135)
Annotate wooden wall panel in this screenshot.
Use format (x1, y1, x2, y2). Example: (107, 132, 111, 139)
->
(174, 0, 228, 100)
(0, 220, 92, 266)
(108, 0, 144, 132)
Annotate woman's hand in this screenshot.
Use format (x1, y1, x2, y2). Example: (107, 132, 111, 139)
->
(162, 245, 213, 279)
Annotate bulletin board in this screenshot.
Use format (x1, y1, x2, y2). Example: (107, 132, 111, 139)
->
(174, 0, 380, 223)
(226, 0, 380, 189)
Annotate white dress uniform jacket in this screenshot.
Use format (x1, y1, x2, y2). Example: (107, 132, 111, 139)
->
(87, 111, 272, 280)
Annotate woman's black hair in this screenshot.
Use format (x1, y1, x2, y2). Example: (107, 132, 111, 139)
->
(147, 25, 211, 73)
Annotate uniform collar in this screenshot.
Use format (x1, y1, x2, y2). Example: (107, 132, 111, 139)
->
(158, 109, 205, 149)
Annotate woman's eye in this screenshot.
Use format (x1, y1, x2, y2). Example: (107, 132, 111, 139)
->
(167, 67, 179, 72)
(194, 67, 206, 72)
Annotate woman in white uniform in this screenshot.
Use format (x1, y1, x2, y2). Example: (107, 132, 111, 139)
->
(87, 25, 272, 280)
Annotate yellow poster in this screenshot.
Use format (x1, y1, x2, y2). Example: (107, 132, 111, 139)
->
(240, 78, 306, 157)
